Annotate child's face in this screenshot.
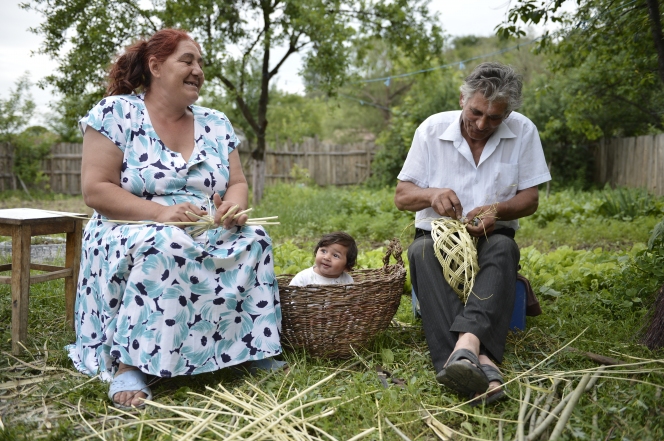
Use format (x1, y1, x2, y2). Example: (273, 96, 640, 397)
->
(313, 243, 349, 279)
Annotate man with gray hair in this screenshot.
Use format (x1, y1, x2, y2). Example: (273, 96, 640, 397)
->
(394, 62, 551, 404)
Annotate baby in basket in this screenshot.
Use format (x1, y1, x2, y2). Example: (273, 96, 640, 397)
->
(289, 232, 357, 286)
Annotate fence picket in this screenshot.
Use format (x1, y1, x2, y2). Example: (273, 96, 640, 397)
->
(592, 134, 664, 196)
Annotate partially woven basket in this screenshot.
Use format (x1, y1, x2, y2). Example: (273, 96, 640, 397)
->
(277, 238, 406, 359)
(430, 218, 479, 304)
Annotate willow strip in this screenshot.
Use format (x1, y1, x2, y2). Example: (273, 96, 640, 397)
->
(517, 379, 531, 441)
(548, 372, 593, 440)
(384, 417, 412, 441)
(346, 427, 377, 441)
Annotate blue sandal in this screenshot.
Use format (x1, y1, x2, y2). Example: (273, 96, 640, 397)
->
(108, 369, 153, 409)
(435, 349, 489, 396)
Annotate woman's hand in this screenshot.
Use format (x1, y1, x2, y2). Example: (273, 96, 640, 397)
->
(154, 202, 208, 224)
(213, 193, 248, 229)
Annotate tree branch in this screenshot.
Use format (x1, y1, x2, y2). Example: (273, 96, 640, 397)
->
(241, 28, 266, 95)
(388, 82, 412, 101)
(646, 0, 664, 85)
(117, 0, 159, 33)
(217, 73, 260, 134)
(268, 33, 306, 79)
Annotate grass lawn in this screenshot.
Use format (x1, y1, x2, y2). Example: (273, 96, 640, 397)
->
(0, 186, 663, 440)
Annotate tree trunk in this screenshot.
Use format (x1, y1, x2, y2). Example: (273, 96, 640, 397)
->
(251, 135, 267, 204)
(646, 0, 664, 86)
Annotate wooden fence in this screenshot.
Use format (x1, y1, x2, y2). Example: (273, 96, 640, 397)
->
(239, 138, 375, 187)
(595, 134, 664, 196)
(0, 139, 375, 195)
(44, 143, 83, 195)
(0, 143, 16, 191)
(5, 134, 664, 195)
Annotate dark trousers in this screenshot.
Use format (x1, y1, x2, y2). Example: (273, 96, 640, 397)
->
(408, 229, 520, 373)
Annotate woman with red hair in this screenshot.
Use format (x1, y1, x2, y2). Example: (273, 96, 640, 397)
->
(67, 29, 282, 408)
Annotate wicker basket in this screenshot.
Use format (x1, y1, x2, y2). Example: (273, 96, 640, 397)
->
(277, 238, 406, 359)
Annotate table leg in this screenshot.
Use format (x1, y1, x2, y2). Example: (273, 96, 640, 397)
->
(65, 219, 82, 330)
(11, 224, 31, 355)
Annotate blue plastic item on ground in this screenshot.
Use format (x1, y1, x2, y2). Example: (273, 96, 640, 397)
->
(412, 278, 528, 332)
(509, 278, 527, 331)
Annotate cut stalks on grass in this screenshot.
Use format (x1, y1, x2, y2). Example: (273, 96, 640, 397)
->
(72, 365, 379, 441)
(415, 335, 664, 441)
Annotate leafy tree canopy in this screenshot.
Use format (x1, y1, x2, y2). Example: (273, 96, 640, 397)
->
(24, 0, 442, 146)
(24, 0, 443, 201)
(499, 0, 664, 140)
(0, 73, 36, 142)
(368, 35, 547, 187)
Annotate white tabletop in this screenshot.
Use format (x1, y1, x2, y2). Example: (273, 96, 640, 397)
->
(0, 208, 86, 222)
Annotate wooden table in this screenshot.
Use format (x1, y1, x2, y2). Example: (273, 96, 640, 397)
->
(0, 208, 85, 354)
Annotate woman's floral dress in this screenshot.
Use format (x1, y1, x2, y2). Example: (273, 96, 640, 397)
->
(66, 94, 282, 381)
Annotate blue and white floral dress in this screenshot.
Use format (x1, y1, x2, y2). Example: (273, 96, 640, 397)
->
(67, 94, 281, 381)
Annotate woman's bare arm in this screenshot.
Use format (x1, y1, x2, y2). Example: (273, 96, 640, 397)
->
(81, 128, 205, 222)
(213, 149, 249, 229)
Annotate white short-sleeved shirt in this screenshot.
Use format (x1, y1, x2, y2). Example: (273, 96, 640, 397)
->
(397, 110, 551, 231)
(289, 267, 354, 286)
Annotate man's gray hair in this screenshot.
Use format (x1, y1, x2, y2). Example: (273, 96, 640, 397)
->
(459, 62, 523, 114)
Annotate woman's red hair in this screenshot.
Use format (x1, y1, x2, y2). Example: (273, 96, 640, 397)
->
(106, 29, 201, 96)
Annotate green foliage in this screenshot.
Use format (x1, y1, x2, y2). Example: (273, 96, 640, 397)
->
(527, 187, 664, 228)
(368, 69, 463, 186)
(3, 187, 664, 439)
(24, 0, 443, 158)
(647, 217, 664, 251)
(500, 0, 664, 189)
(504, 0, 664, 176)
(598, 185, 661, 219)
(253, 183, 414, 242)
(203, 89, 386, 147)
(631, 217, 664, 290)
(0, 74, 35, 142)
(522, 244, 643, 310)
(288, 163, 314, 186)
(12, 126, 58, 186)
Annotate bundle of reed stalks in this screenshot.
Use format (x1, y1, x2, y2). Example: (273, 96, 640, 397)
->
(52, 204, 279, 238)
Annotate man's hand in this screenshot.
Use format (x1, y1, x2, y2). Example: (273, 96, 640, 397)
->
(430, 188, 464, 220)
(464, 205, 497, 237)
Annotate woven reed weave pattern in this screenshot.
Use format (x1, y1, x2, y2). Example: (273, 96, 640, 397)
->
(277, 239, 406, 359)
(430, 218, 479, 304)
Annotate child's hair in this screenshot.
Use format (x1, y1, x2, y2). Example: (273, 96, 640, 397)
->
(314, 232, 358, 271)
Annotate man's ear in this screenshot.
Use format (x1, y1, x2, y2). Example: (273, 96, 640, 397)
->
(459, 93, 464, 109)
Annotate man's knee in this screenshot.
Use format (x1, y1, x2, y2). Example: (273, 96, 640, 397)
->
(407, 235, 433, 265)
(478, 234, 520, 270)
